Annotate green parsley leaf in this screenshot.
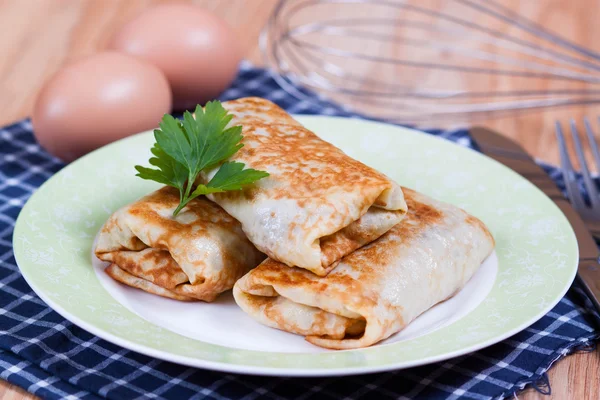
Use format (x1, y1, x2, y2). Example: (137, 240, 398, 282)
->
(135, 144, 187, 191)
(192, 161, 271, 196)
(134, 101, 269, 216)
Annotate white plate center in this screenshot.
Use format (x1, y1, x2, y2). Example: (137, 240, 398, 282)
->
(93, 250, 497, 353)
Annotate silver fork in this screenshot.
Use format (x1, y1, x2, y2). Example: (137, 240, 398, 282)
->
(556, 118, 600, 237)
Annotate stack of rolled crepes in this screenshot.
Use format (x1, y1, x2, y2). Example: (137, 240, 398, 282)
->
(95, 97, 494, 349)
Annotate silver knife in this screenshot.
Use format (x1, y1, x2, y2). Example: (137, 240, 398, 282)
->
(470, 127, 600, 314)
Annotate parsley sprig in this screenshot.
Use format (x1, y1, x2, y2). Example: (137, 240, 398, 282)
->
(135, 101, 269, 216)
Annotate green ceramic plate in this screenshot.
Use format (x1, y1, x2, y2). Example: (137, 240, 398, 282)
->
(13, 116, 578, 376)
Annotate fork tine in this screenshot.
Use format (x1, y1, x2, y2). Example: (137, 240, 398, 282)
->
(570, 119, 600, 208)
(588, 117, 600, 172)
(556, 121, 587, 210)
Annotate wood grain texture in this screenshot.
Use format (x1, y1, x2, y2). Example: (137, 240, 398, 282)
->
(0, 382, 36, 400)
(0, 0, 598, 399)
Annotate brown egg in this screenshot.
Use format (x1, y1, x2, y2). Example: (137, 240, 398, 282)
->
(108, 3, 241, 110)
(32, 52, 172, 162)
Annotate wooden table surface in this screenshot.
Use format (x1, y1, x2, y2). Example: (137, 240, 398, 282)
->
(1, 0, 599, 399)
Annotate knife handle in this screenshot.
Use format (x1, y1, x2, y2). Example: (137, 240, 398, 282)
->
(578, 259, 600, 314)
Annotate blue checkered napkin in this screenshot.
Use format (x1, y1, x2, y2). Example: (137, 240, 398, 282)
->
(1, 64, 599, 400)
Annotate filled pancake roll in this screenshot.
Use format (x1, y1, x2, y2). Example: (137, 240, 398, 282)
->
(233, 188, 495, 349)
(95, 186, 265, 301)
(201, 97, 408, 276)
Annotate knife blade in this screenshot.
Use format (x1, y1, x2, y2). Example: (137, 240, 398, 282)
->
(470, 126, 600, 314)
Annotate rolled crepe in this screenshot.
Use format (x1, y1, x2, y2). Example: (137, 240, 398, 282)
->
(201, 97, 407, 276)
(233, 188, 495, 349)
(95, 186, 265, 301)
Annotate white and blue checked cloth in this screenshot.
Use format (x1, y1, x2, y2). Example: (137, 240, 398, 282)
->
(1, 64, 600, 400)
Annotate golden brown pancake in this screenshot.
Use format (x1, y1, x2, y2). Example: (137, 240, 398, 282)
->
(200, 97, 407, 276)
(233, 188, 495, 349)
(95, 186, 265, 301)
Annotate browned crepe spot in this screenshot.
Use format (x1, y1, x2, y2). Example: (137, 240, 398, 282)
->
(225, 122, 395, 201)
(225, 97, 304, 128)
(466, 214, 496, 246)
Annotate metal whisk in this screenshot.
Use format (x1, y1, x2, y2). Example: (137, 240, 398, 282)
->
(261, 0, 600, 124)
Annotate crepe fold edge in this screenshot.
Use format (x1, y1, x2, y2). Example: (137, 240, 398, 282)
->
(233, 265, 399, 349)
(105, 264, 200, 302)
(316, 205, 406, 275)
